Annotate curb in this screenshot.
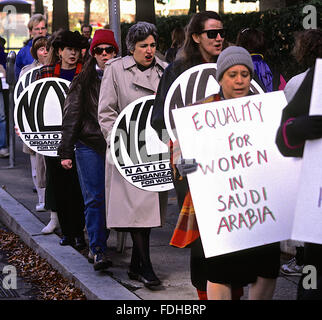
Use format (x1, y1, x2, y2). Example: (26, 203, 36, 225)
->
(0, 187, 139, 300)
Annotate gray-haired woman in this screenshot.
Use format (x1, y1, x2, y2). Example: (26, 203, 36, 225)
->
(98, 22, 168, 288)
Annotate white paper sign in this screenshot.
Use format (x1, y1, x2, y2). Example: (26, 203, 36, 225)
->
(172, 91, 301, 258)
(14, 78, 70, 157)
(110, 95, 173, 192)
(14, 66, 42, 104)
(292, 59, 322, 244)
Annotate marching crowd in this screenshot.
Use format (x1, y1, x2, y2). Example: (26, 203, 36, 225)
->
(0, 10, 321, 300)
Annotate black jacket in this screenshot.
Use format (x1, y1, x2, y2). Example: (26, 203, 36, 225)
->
(275, 67, 315, 158)
(58, 73, 106, 159)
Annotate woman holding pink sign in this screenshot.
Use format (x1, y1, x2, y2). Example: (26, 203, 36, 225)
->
(165, 45, 281, 300)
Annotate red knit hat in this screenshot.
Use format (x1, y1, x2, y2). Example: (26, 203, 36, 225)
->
(90, 29, 119, 55)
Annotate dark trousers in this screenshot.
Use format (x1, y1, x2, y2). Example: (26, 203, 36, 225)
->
(45, 156, 85, 238)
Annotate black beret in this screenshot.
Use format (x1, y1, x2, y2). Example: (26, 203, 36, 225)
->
(52, 30, 89, 50)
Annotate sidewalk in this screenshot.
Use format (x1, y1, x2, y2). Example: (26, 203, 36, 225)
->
(0, 136, 300, 300)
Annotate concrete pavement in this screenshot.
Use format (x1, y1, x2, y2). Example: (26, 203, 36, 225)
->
(0, 136, 300, 300)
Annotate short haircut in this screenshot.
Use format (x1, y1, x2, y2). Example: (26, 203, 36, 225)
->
(125, 21, 158, 53)
(81, 24, 93, 32)
(28, 13, 47, 31)
(30, 36, 48, 60)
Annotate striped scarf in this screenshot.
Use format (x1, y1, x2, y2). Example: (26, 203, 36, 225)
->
(170, 93, 221, 248)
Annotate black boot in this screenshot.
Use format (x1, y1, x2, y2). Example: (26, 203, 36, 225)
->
(129, 228, 161, 288)
(74, 234, 86, 250)
(59, 235, 74, 246)
(137, 264, 161, 287)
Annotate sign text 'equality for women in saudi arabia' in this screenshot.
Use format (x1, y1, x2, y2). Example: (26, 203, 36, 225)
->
(172, 91, 301, 258)
(14, 77, 70, 157)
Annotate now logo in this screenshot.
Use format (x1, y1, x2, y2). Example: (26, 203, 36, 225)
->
(2, 265, 17, 290)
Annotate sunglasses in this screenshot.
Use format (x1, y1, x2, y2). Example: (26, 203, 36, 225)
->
(93, 46, 115, 55)
(200, 29, 225, 39)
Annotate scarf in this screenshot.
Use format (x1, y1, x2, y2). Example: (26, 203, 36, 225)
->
(170, 93, 222, 248)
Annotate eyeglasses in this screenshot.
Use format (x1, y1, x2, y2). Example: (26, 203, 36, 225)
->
(200, 29, 225, 39)
(93, 46, 115, 55)
(37, 47, 47, 53)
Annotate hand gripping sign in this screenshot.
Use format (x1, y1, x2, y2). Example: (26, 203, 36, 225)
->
(14, 77, 70, 157)
(164, 63, 264, 142)
(110, 95, 174, 192)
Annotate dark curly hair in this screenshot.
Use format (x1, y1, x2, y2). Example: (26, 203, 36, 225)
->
(292, 29, 322, 70)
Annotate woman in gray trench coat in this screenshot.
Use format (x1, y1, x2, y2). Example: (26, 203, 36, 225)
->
(98, 22, 168, 288)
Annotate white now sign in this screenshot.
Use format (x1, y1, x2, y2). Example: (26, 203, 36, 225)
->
(172, 91, 301, 258)
(164, 63, 264, 142)
(14, 78, 70, 157)
(110, 95, 173, 192)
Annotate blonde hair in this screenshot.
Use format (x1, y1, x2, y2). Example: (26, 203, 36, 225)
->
(28, 14, 47, 31)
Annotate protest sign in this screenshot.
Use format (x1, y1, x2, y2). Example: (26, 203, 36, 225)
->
(110, 95, 173, 192)
(14, 66, 42, 104)
(164, 63, 264, 142)
(172, 91, 301, 257)
(14, 78, 70, 157)
(292, 59, 322, 244)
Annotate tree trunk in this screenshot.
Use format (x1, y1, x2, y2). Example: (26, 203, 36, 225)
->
(260, 0, 286, 11)
(34, 0, 44, 14)
(198, 0, 206, 12)
(135, 0, 156, 25)
(189, 0, 197, 14)
(84, 0, 91, 25)
(218, 0, 224, 15)
(52, 0, 69, 31)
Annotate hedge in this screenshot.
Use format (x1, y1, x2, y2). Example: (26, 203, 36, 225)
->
(121, 0, 321, 80)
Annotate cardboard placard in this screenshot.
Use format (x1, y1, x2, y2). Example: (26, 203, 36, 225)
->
(292, 59, 322, 244)
(172, 91, 301, 257)
(14, 78, 70, 157)
(14, 66, 42, 104)
(111, 95, 173, 192)
(164, 63, 264, 142)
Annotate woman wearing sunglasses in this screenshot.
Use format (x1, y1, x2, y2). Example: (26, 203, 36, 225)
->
(58, 29, 118, 271)
(98, 22, 168, 288)
(151, 11, 233, 300)
(152, 10, 226, 138)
